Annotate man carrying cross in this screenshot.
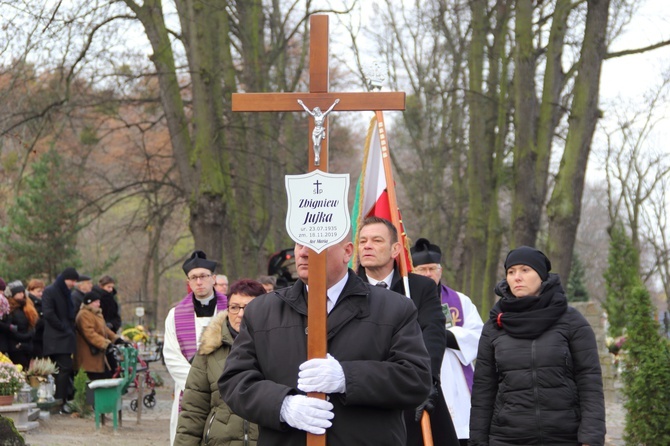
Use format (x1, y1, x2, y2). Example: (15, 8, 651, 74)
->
(222, 13, 422, 445)
(218, 236, 432, 445)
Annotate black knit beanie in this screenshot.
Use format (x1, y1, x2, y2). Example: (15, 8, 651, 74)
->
(504, 246, 551, 281)
(61, 267, 80, 281)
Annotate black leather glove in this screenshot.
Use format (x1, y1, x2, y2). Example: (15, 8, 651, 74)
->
(414, 382, 439, 422)
(106, 342, 115, 352)
(114, 337, 130, 346)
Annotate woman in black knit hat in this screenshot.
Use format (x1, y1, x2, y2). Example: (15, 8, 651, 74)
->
(469, 246, 606, 446)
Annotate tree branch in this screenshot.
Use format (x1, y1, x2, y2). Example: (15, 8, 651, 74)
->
(605, 39, 670, 60)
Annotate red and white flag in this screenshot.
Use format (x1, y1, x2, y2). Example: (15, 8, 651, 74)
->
(351, 112, 412, 277)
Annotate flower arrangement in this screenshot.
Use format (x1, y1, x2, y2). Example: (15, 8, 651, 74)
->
(0, 362, 26, 396)
(26, 357, 59, 378)
(122, 325, 148, 343)
(606, 335, 626, 355)
(0, 352, 12, 364)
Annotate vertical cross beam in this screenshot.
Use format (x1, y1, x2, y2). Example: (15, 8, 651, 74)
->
(230, 14, 405, 446)
(305, 21, 329, 416)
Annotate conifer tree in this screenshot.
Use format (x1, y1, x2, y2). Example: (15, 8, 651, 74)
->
(566, 254, 589, 302)
(622, 286, 670, 444)
(603, 224, 640, 337)
(0, 148, 80, 280)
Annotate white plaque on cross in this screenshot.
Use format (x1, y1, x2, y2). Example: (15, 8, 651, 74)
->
(285, 170, 350, 253)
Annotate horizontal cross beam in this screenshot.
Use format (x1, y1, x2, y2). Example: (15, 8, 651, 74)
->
(232, 92, 405, 112)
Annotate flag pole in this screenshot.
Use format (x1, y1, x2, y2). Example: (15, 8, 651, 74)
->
(375, 111, 412, 297)
(376, 110, 435, 444)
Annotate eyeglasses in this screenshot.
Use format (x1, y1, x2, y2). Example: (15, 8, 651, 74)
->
(228, 304, 248, 314)
(188, 274, 212, 282)
(414, 265, 442, 274)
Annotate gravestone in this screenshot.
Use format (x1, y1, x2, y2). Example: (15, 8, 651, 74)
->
(0, 415, 25, 446)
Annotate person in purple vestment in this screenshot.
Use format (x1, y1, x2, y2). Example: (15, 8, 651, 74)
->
(411, 238, 484, 446)
(163, 250, 228, 445)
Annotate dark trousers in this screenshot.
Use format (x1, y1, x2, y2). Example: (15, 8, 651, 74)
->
(50, 353, 73, 402)
(9, 350, 31, 370)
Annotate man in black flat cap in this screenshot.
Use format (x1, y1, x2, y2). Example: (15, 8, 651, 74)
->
(163, 250, 228, 445)
(70, 274, 93, 312)
(42, 266, 80, 413)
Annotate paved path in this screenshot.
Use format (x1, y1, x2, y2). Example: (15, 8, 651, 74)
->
(21, 361, 628, 445)
(605, 390, 625, 446)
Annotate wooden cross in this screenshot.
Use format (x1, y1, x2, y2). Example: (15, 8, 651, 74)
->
(232, 14, 404, 445)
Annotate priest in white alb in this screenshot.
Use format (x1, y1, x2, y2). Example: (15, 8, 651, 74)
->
(411, 239, 484, 446)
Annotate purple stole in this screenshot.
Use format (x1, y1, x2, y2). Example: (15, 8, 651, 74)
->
(174, 291, 227, 411)
(441, 284, 475, 393)
(174, 291, 228, 361)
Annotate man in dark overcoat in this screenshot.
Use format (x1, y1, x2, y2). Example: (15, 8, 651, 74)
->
(219, 238, 432, 445)
(42, 267, 79, 412)
(357, 216, 459, 446)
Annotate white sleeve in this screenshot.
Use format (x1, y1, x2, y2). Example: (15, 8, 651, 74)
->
(448, 292, 484, 366)
(163, 307, 190, 389)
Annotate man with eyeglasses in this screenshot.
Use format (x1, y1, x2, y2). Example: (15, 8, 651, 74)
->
(411, 238, 484, 446)
(163, 250, 227, 445)
(356, 217, 459, 446)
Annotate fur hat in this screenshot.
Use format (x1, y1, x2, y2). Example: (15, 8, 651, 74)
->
(504, 246, 551, 281)
(61, 267, 80, 281)
(182, 250, 217, 275)
(411, 238, 442, 266)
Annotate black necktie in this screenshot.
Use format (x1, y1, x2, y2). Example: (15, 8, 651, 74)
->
(375, 281, 388, 288)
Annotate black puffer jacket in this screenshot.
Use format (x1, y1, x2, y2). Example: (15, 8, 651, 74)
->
(469, 274, 605, 446)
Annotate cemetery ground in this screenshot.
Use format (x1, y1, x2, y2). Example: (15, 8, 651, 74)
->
(17, 361, 626, 446)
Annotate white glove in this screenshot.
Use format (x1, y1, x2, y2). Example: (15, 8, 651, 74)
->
(298, 353, 346, 394)
(279, 394, 334, 434)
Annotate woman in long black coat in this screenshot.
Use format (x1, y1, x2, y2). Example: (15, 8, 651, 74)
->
(469, 246, 606, 446)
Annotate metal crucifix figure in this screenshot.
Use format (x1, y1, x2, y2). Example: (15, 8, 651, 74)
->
(297, 98, 340, 166)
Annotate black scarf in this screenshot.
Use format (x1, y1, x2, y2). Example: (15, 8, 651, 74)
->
(490, 273, 568, 339)
(227, 319, 239, 339)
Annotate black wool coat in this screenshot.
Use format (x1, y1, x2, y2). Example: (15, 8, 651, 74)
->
(219, 270, 432, 446)
(359, 266, 458, 446)
(42, 276, 77, 356)
(358, 267, 447, 379)
(28, 293, 45, 357)
(90, 285, 122, 333)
